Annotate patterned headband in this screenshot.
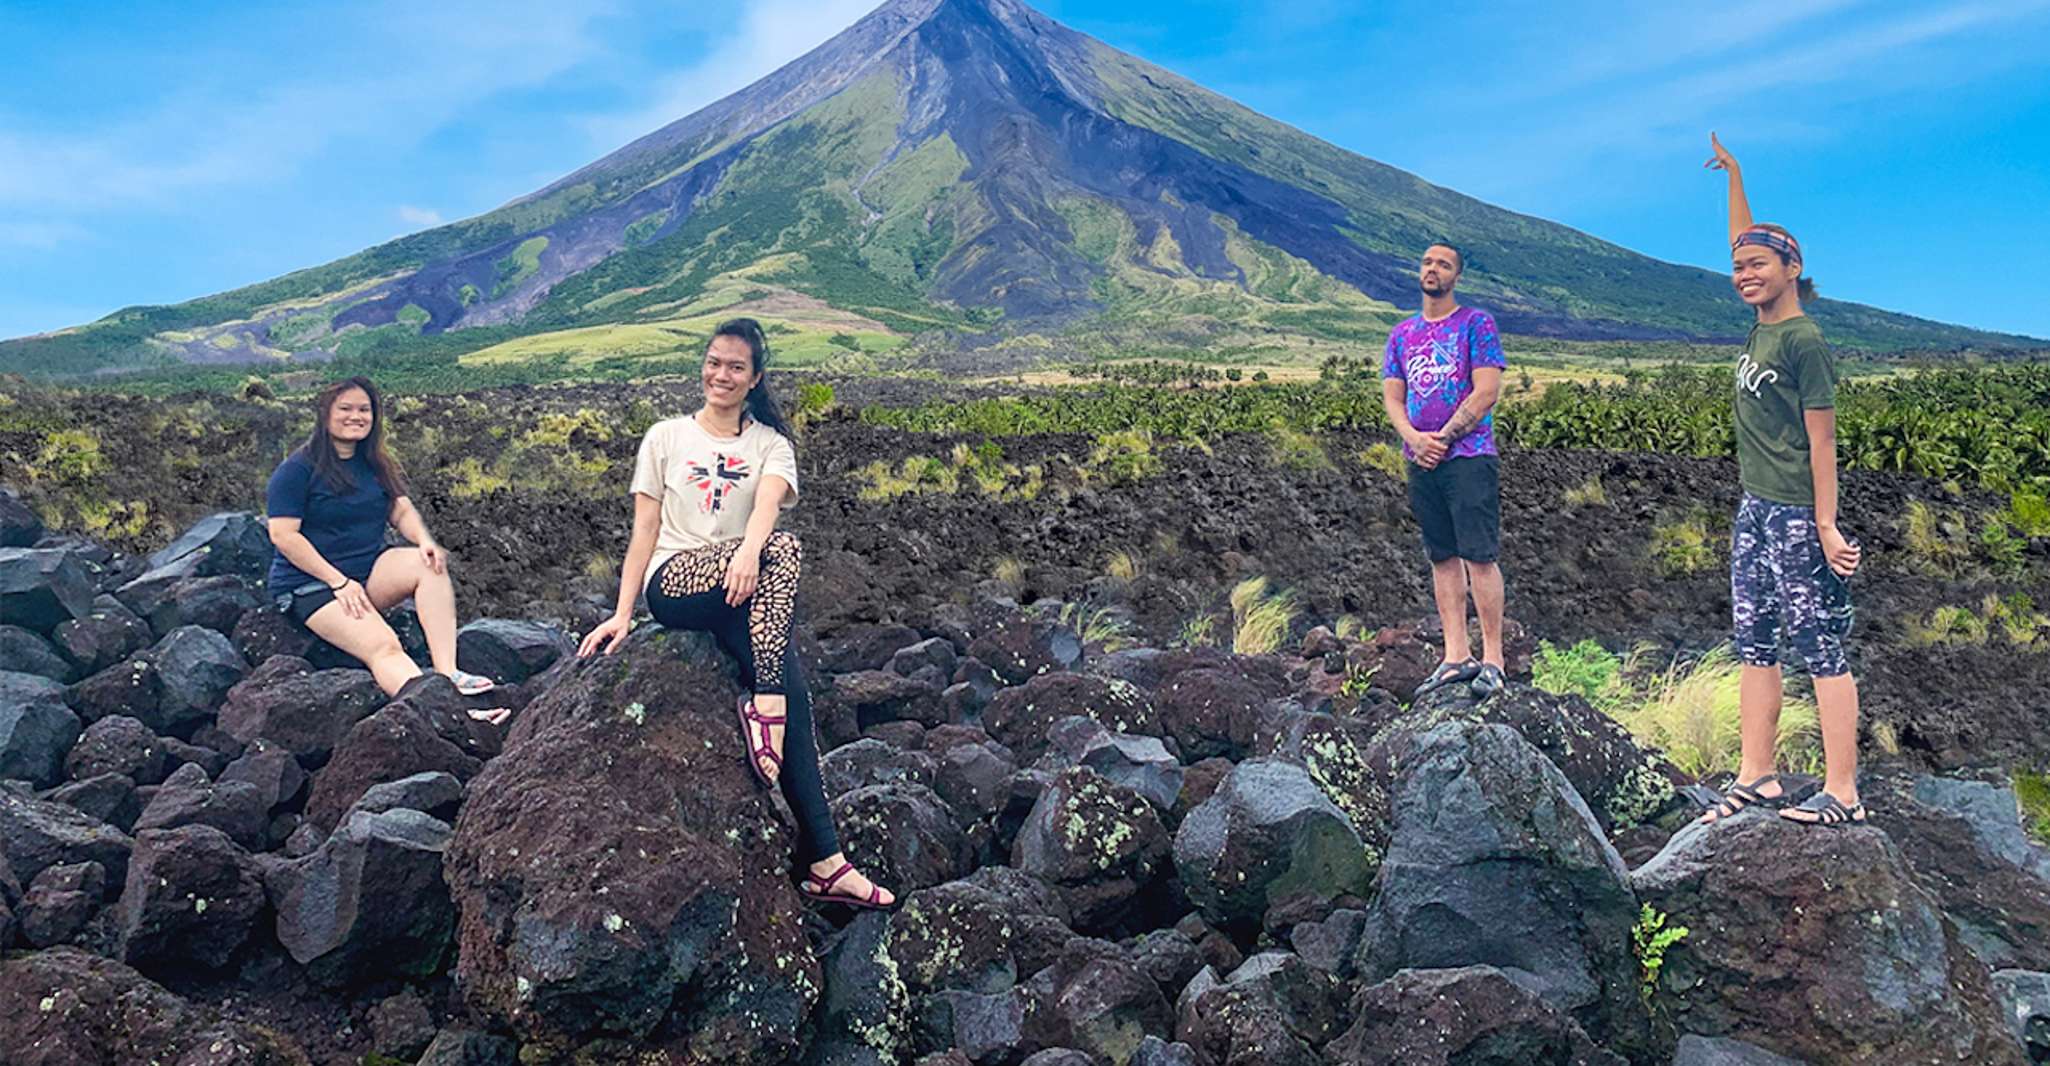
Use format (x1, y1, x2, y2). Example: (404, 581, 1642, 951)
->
(1733, 228, 1801, 262)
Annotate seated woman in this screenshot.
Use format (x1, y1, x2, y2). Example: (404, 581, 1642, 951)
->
(265, 376, 508, 725)
(578, 318, 894, 909)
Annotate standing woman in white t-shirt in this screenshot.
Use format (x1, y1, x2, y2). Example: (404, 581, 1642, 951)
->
(578, 318, 894, 910)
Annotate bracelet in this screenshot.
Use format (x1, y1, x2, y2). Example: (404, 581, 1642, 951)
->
(330, 579, 350, 592)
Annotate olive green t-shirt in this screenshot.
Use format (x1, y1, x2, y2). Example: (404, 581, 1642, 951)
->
(1734, 316, 1836, 506)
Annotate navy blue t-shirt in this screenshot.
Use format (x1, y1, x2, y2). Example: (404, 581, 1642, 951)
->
(265, 450, 392, 591)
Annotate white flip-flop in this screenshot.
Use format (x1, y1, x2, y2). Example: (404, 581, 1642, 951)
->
(450, 670, 498, 696)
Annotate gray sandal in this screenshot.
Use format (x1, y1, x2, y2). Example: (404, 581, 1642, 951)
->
(1414, 659, 1481, 699)
(1781, 790, 1867, 826)
(1699, 774, 1788, 822)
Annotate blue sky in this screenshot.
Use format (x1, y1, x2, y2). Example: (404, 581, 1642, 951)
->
(2, 0, 2047, 341)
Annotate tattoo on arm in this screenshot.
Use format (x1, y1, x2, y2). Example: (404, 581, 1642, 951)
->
(1438, 400, 1484, 442)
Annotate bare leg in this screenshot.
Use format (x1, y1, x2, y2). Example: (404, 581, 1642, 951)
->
(1809, 673, 1860, 803)
(1431, 557, 1472, 664)
(1703, 664, 1788, 821)
(1466, 560, 1505, 668)
(366, 548, 457, 677)
(303, 603, 421, 696)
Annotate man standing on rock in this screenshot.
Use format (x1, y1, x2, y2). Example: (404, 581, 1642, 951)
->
(1381, 242, 1509, 699)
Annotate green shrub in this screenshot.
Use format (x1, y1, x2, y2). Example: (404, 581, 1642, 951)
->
(2015, 771, 2050, 845)
(1532, 639, 1628, 716)
(1650, 508, 1719, 577)
(1229, 576, 1297, 655)
(1609, 645, 1821, 778)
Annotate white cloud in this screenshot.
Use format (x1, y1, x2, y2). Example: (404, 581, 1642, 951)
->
(396, 205, 447, 229)
(580, 0, 881, 152)
(0, 1, 616, 212)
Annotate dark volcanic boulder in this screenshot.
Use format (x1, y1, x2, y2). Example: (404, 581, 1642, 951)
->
(0, 625, 76, 683)
(1381, 683, 1687, 831)
(1173, 757, 1375, 934)
(302, 677, 484, 831)
(0, 945, 307, 1064)
(147, 625, 248, 736)
(1864, 769, 2050, 970)
(1670, 1035, 1812, 1066)
(217, 655, 386, 764)
(0, 547, 94, 634)
(64, 656, 163, 728)
(832, 780, 976, 894)
(810, 910, 914, 1065)
(1013, 767, 1170, 933)
(0, 784, 134, 885)
(886, 866, 1072, 997)
(219, 740, 310, 815)
(444, 628, 819, 1063)
(822, 738, 939, 797)
(148, 512, 272, 581)
(1176, 951, 1346, 1066)
(269, 806, 454, 987)
(1356, 722, 1649, 1058)
(120, 824, 266, 971)
(346, 769, 463, 823)
(20, 860, 105, 947)
(134, 762, 269, 849)
(0, 671, 81, 787)
(46, 773, 142, 832)
(369, 990, 439, 1062)
(65, 714, 168, 784)
(1039, 715, 1184, 812)
(1326, 965, 1623, 1066)
(140, 574, 263, 638)
(1154, 665, 1279, 762)
(0, 490, 42, 548)
(52, 599, 154, 676)
(1632, 812, 2026, 1066)
(968, 614, 1082, 685)
(984, 674, 1158, 763)
(416, 1028, 519, 1066)
(454, 618, 574, 684)
(834, 669, 948, 728)
(230, 605, 318, 666)
(1993, 970, 2050, 1063)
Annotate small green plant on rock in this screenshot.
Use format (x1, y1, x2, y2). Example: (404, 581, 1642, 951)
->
(1357, 442, 1406, 481)
(2009, 489, 2050, 537)
(1531, 639, 1629, 717)
(2014, 771, 2050, 845)
(1905, 604, 1989, 648)
(1564, 476, 1608, 508)
(1632, 904, 1689, 1006)
(1229, 576, 1297, 655)
(1650, 507, 1719, 577)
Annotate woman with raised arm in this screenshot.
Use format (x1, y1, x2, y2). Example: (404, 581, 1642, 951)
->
(265, 376, 508, 724)
(1698, 133, 1865, 827)
(578, 318, 895, 909)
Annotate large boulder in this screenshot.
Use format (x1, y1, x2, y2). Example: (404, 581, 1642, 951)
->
(64, 656, 163, 728)
(20, 860, 105, 947)
(133, 762, 269, 849)
(0, 547, 94, 635)
(810, 910, 914, 1066)
(119, 824, 266, 972)
(833, 780, 977, 895)
(833, 669, 948, 728)
(147, 625, 249, 736)
(1356, 722, 1650, 1059)
(1038, 715, 1184, 812)
(1863, 769, 2050, 970)
(444, 628, 819, 1063)
(1173, 758, 1375, 935)
(886, 866, 1073, 998)
(1176, 951, 1346, 1066)
(1013, 767, 1171, 933)
(968, 614, 1083, 685)
(984, 674, 1158, 764)
(1380, 684, 1687, 831)
(65, 714, 168, 785)
(0, 784, 134, 885)
(46, 772, 142, 833)
(1993, 970, 2050, 1064)
(218, 740, 310, 815)
(0, 625, 77, 683)
(0, 946, 308, 1064)
(1326, 965, 1624, 1066)
(0, 672, 81, 788)
(268, 806, 455, 986)
(1632, 811, 2026, 1066)
(0, 490, 43, 548)
(139, 575, 264, 638)
(51, 598, 153, 676)
(453, 618, 574, 684)
(148, 512, 273, 583)
(216, 655, 387, 765)
(1154, 665, 1283, 763)
(302, 676, 484, 831)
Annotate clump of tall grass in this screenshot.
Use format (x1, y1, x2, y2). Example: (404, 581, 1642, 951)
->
(1229, 576, 1298, 655)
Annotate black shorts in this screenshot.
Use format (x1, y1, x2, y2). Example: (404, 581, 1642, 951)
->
(275, 581, 339, 626)
(1407, 454, 1501, 563)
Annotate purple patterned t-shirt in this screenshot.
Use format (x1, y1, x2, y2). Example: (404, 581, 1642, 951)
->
(1380, 306, 1507, 461)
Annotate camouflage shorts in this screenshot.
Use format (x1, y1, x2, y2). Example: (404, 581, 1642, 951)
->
(1731, 493, 1855, 677)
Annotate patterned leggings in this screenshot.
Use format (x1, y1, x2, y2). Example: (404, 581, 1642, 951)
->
(649, 532, 801, 693)
(644, 531, 838, 862)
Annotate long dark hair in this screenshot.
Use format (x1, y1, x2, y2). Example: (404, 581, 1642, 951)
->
(1752, 223, 1819, 304)
(300, 376, 408, 497)
(712, 318, 794, 439)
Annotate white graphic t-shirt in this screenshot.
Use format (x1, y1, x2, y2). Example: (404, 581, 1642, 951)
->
(630, 414, 799, 575)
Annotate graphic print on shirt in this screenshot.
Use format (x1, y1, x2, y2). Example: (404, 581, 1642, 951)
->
(1735, 350, 1779, 396)
(687, 452, 751, 514)
(1406, 335, 1463, 404)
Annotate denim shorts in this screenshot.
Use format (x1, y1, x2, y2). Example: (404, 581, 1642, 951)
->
(1730, 493, 1855, 677)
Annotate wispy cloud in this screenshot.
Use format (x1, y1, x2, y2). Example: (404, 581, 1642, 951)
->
(0, 1, 615, 212)
(580, 0, 879, 152)
(396, 205, 446, 229)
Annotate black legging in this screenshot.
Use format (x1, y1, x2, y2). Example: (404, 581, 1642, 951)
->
(645, 532, 838, 863)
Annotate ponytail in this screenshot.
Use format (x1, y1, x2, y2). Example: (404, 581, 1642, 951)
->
(712, 318, 794, 439)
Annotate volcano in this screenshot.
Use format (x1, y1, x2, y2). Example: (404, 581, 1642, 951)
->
(5, 0, 2037, 378)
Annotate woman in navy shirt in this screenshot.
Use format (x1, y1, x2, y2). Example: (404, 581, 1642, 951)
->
(265, 376, 506, 724)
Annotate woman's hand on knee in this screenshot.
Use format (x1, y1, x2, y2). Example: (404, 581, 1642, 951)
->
(724, 548, 760, 607)
(336, 579, 375, 620)
(419, 540, 447, 575)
